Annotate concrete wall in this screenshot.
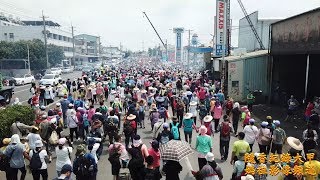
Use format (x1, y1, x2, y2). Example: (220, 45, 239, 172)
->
(238, 11, 279, 52)
(228, 60, 244, 101)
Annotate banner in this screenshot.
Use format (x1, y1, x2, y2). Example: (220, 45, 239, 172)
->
(215, 0, 227, 57)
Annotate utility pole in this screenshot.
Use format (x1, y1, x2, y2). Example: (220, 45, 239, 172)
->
(71, 25, 76, 68)
(27, 44, 30, 74)
(41, 10, 49, 69)
(186, 29, 193, 70)
(221, 0, 227, 92)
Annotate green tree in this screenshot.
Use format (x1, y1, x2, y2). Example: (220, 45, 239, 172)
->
(48, 44, 65, 67)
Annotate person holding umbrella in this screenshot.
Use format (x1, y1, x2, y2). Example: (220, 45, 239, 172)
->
(196, 125, 213, 170)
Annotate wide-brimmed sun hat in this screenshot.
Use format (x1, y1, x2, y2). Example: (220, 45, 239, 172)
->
(190, 101, 197, 106)
(203, 115, 213, 122)
(287, 136, 303, 151)
(141, 89, 147, 93)
(184, 113, 193, 119)
(205, 152, 215, 162)
(127, 114, 136, 121)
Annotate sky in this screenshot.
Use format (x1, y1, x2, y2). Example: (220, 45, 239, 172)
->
(0, 0, 319, 51)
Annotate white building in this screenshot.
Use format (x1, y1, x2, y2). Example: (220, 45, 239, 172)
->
(0, 20, 73, 60)
(238, 11, 281, 52)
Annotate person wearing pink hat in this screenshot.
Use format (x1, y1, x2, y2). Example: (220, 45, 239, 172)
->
(195, 125, 213, 170)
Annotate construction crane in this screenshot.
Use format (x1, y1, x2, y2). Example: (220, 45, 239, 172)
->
(142, 12, 167, 51)
(237, 0, 265, 50)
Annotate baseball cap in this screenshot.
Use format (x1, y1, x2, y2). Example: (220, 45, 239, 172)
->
(163, 123, 169, 128)
(249, 119, 255, 123)
(60, 164, 73, 174)
(273, 120, 281, 126)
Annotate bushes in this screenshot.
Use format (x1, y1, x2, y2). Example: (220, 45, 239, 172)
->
(0, 105, 35, 138)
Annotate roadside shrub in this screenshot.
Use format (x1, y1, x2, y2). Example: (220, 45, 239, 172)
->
(0, 105, 35, 138)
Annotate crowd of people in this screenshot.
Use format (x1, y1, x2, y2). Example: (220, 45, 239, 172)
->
(0, 61, 320, 180)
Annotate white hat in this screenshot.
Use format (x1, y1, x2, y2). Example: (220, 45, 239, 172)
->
(111, 90, 117, 94)
(287, 137, 303, 151)
(241, 175, 254, 180)
(35, 140, 43, 148)
(133, 87, 140, 91)
(127, 114, 136, 120)
(184, 113, 193, 119)
(68, 103, 74, 107)
(56, 102, 61, 107)
(205, 152, 215, 162)
(141, 89, 147, 93)
(190, 101, 197, 106)
(203, 115, 213, 122)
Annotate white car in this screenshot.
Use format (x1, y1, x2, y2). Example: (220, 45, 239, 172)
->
(14, 74, 35, 85)
(50, 68, 62, 75)
(39, 74, 62, 86)
(62, 67, 74, 73)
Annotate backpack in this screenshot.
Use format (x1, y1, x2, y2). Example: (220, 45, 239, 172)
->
(112, 103, 121, 114)
(160, 132, 170, 144)
(108, 144, 121, 164)
(199, 105, 207, 117)
(83, 114, 90, 127)
(221, 122, 231, 137)
(123, 121, 134, 136)
(77, 155, 95, 177)
(144, 169, 156, 180)
(0, 148, 15, 171)
(130, 144, 144, 162)
(107, 117, 118, 133)
(274, 128, 285, 143)
(30, 150, 42, 170)
(171, 122, 180, 140)
(119, 168, 131, 180)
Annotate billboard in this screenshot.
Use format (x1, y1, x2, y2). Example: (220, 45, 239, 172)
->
(271, 8, 320, 55)
(215, 0, 228, 57)
(173, 28, 184, 62)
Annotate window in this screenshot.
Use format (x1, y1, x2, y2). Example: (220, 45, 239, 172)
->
(9, 33, 14, 39)
(58, 35, 62, 40)
(53, 34, 57, 39)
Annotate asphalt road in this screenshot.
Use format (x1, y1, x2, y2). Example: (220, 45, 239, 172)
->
(2, 75, 283, 179)
(10, 71, 82, 106)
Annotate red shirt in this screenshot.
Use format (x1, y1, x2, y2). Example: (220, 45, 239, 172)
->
(148, 148, 161, 168)
(198, 90, 206, 100)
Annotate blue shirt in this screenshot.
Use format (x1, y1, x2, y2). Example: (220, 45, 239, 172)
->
(4, 143, 26, 168)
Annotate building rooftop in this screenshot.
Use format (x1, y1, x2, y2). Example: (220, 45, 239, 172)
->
(216, 50, 268, 61)
(22, 20, 60, 27)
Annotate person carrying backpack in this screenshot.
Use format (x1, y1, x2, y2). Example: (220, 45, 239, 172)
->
(198, 102, 208, 124)
(143, 156, 161, 180)
(170, 117, 181, 140)
(105, 110, 119, 144)
(73, 144, 98, 180)
(123, 114, 137, 148)
(156, 123, 173, 145)
(217, 115, 234, 161)
(149, 107, 160, 131)
(127, 135, 149, 180)
(29, 140, 49, 180)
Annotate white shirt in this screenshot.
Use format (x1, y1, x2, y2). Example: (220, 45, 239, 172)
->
(189, 105, 198, 117)
(29, 149, 48, 169)
(55, 146, 72, 171)
(89, 143, 100, 163)
(27, 133, 42, 150)
(92, 88, 97, 95)
(243, 125, 259, 144)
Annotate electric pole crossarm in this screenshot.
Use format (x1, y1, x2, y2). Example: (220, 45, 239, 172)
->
(142, 12, 167, 50)
(237, 0, 265, 50)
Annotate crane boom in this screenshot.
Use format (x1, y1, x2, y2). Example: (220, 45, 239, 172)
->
(237, 0, 265, 50)
(142, 12, 167, 50)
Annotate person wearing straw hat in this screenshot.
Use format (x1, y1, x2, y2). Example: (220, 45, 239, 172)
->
(183, 113, 196, 144)
(203, 115, 214, 136)
(189, 101, 198, 125)
(26, 126, 41, 151)
(123, 114, 137, 148)
(0, 138, 11, 179)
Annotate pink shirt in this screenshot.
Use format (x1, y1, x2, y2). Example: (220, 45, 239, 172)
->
(213, 105, 223, 119)
(148, 148, 161, 168)
(88, 109, 96, 121)
(96, 87, 104, 95)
